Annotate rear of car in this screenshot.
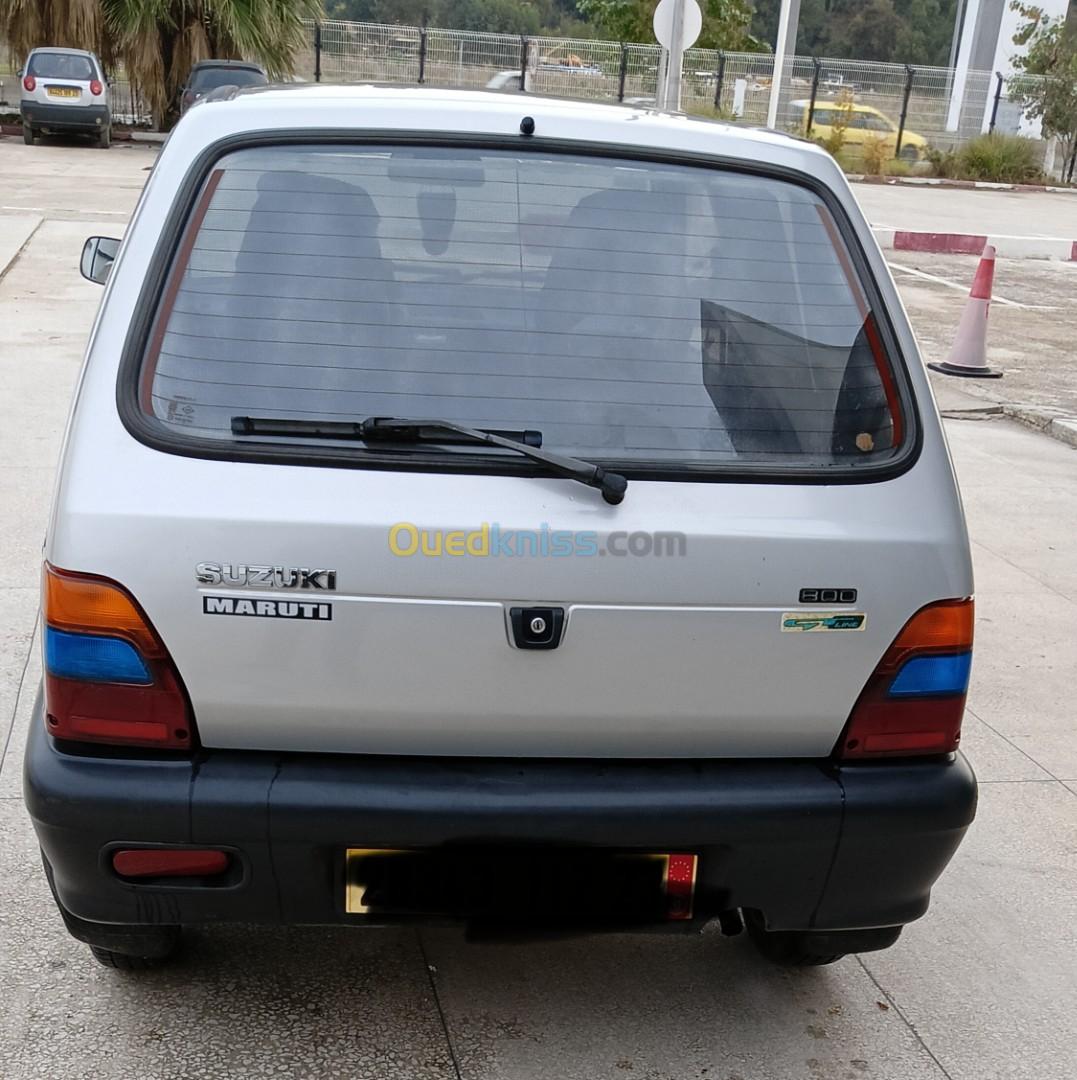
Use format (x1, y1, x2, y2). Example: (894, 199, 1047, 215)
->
(20, 48, 111, 146)
(181, 61, 268, 114)
(25, 88, 976, 970)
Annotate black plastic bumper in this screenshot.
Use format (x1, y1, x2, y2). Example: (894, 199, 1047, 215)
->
(21, 102, 109, 131)
(24, 691, 977, 932)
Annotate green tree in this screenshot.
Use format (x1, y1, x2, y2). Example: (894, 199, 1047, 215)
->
(751, 0, 958, 64)
(576, 0, 762, 49)
(0, 0, 323, 129)
(326, 0, 590, 33)
(1008, 2, 1077, 181)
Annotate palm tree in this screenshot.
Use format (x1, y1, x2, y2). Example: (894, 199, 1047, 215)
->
(2, 0, 112, 65)
(1, 0, 323, 129)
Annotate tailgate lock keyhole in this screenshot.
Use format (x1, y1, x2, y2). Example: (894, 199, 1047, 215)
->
(510, 607, 565, 650)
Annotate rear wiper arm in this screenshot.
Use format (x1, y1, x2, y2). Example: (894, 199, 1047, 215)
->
(231, 415, 628, 505)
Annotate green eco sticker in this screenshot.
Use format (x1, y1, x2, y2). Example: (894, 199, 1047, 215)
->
(781, 613, 866, 632)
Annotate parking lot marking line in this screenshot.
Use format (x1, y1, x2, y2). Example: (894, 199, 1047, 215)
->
(0, 616, 37, 782)
(887, 261, 1036, 308)
(0, 215, 43, 287)
(855, 956, 957, 1080)
(966, 704, 1065, 785)
(416, 929, 464, 1080)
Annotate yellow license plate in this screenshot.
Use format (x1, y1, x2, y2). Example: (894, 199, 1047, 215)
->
(47, 87, 80, 99)
(345, 847, 698, 922)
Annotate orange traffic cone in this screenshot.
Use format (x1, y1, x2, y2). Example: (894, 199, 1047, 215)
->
(928, 245, 1002, 378)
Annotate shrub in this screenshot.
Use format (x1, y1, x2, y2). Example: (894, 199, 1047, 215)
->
(861, 135, 890, 176)
(955, 134, 1044, 184)
(926, 145, 961, 179)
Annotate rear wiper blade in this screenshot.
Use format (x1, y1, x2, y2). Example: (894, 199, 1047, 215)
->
(231, 415, 627, 505)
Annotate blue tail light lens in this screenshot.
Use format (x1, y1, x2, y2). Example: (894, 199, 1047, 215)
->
(888, 652, 972, 698)
(45, 627, 152, 685)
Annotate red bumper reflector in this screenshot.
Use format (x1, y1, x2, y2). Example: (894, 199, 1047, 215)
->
(112, 849, 229, 878)
(663, 853, 698, 920)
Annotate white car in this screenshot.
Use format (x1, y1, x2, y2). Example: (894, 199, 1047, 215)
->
(485, 70, 523, 91)
(27, 85, 976, 970)
(19, 46, 111, 147)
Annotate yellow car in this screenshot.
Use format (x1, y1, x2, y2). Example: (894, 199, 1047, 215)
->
(791, 99, 928, 161)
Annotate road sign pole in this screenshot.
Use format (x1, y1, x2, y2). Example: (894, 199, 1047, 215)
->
(653, 0, 701, 111)
(766, 0, 800, 130)
(664, 0, 686, 111)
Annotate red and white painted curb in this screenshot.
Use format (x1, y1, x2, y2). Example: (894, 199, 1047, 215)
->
(873, 227, 1077, 261)
(851, 175, 1077, 195)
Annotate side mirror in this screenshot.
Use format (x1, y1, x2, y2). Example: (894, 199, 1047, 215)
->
(80, 236, 120, 285)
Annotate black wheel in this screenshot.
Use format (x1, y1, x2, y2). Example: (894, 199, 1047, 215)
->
(89, 932, 179, 970)
(98, 125, 111, 149)
(23, 125, 34, 145)
(899, 145, 920, 162)
(40, 848, 182, 968)
(745, 912, 901, 966)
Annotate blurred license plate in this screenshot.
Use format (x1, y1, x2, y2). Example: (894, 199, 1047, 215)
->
(345, 848, 697, 923)
(47, 87, 79, 98)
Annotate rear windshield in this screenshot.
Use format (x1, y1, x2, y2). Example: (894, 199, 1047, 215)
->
(138, 144, 907, 472)
(190, 67, 266, 91)
(29, 52, 95, 80)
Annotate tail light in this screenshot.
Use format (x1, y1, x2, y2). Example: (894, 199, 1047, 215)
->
(836, 599, 973, 760)
(89, 79, 103, 96)
(23, 75, 36, 92)
(42, 564, 196, 751)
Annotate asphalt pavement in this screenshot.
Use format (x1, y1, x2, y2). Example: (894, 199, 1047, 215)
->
(1, 138, 1075, 1080)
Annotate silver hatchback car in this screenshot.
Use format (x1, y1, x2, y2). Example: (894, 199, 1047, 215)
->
(20, 46, 111, 147)
(27, 86, 977, 971)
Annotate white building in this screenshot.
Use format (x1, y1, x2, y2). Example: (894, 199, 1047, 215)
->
(946, 0, 1072, 134)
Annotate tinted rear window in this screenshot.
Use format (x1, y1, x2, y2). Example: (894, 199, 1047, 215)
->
(29, 53, 95, 79)
(190, 67, 266, 91)
(139, 144, 907, 472)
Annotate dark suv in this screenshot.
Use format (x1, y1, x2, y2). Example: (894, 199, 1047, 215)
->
(180, 60, 267, 114)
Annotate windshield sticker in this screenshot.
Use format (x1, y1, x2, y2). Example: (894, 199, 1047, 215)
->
(782, 612, 866, 632)
(203, 596, 332, 621)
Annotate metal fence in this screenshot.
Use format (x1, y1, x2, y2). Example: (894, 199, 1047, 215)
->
(2, 18, 1049, 162)
(296, 18, 1048, 160)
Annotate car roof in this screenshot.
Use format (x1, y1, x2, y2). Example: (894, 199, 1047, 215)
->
(191, 59, 265, 71)
(173, 83, 835, 171)
(28, 46, 97, 57)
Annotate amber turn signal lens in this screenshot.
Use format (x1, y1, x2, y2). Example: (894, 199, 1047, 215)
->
(44, 563, 165, 658)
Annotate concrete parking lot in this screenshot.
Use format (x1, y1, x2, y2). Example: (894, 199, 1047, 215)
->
(1, 138, 1075, 1080)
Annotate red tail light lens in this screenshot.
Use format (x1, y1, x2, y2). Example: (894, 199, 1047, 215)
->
(837, 599, 973, 760)
(42, 564, 196, 751)
(23, 75, 36, 92)
(89, 79, 103, 96)
(113, 849, 229, 879)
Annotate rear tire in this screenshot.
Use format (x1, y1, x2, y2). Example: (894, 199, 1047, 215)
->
(41, 847, 182, 969)
(23, 125, 34, 145)
(745, 912, 901, 966)
(98, 125, 111, 149)
(89, 932, 180, 971)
